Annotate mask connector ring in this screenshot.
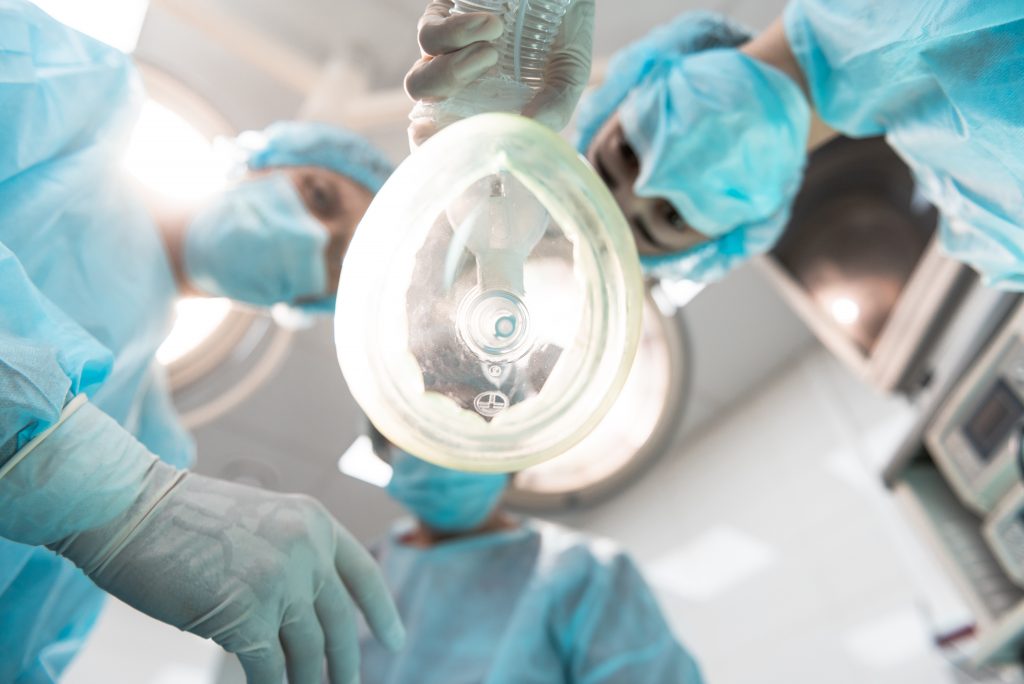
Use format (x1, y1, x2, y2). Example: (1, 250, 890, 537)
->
(457, 287, 532, 364)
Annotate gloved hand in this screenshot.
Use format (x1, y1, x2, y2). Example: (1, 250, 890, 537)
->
(405, 0, 594, 147)
(575, 12, 810, 284)
(0, 396, 403, 684)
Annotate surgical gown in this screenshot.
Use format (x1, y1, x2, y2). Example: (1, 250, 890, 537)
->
(0, 2, 192, 680)
(360, 519, 703, 684)
(784, 0, 1024, 289)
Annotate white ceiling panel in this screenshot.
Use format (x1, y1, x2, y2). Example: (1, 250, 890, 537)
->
(136, 0, 788, 147)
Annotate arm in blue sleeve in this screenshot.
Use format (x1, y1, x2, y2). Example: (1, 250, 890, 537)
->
(0, 1, 138, 463)
(0, 242, 112, 463)
(563, 551, 704, 684)
(0, 0, 140, 184)
(782, 0, 1024, 136)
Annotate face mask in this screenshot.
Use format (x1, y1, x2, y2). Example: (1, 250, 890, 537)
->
(386, 450, 508, 533)
(184, 173, 328, 307)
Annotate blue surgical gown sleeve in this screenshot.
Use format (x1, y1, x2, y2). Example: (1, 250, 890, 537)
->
(783, 0, 1024, 289)
(0, 0, 130, 462)
(556, 551, 703, 683)
(0, 0, 140, 184)
(0, 242, 113, 463)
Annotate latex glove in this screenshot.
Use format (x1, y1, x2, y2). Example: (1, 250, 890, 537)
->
(0, 397, 404, 684)
(405, 0, 594, 147)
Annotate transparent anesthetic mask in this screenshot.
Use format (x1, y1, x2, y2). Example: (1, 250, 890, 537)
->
(337, 114, 642, 472)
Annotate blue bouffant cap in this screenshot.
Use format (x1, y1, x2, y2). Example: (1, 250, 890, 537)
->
(244, 120, 393, 193)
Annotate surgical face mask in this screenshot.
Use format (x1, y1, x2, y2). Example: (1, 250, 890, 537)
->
(386, 450, 508, 533)
(184, 173, 328, 307)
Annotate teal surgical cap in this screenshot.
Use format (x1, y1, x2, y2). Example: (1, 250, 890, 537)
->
(244, 120, 394, 193)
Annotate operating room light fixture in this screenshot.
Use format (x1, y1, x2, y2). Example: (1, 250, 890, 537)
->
(765, 135, 950, 390)
(128, 64, 291, 431)
(830, 296, 861, 326)
(507, 287, 690, 510)
(124, 100, 228, 202)
(512, 292, 669, 491)
(156, 297, 233, 366)
(124, 94, 235, 371)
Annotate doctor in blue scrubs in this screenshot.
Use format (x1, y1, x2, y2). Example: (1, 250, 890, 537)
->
(0, 2, 405, 682)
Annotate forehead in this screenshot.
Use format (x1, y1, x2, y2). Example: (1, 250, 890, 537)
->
(250, 165, 371, 195)
(283, 165, 363, 188)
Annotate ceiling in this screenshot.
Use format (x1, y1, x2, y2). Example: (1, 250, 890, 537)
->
(137, 0, 786, 158)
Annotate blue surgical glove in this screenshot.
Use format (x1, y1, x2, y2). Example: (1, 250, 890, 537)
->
(184, 173, 329, 307)
(576, 12, 810, 283)
(0, 397, 404, 684)
(386, 450, 508, 533)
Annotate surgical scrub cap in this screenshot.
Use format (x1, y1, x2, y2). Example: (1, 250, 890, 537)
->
(574, 12, 811, 283)
(244, 120, 394, 193)
(574, 12, 751, 154)
(233, 121, 394, 315)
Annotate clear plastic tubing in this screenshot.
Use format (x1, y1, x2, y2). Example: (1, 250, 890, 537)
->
(442, 0, 574, 362)
(452, 0, 572, 92)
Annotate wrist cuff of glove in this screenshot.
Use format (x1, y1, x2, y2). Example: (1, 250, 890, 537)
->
(0, 396, 182, 554)
(58, 465, 185, 576)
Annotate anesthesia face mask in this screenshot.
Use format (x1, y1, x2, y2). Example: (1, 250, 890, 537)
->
(336, 113, 642, 473)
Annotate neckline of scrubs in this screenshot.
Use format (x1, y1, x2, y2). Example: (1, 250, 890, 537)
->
(387, 516, 537, 556)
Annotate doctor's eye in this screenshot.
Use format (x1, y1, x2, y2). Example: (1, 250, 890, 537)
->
(303, 176, 341, 219)
(659, 202, 688, 231)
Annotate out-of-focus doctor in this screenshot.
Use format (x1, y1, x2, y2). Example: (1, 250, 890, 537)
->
(360, 426, 704, 684)
(0, 2, 404, 683)
(574, 2, 1024, 288)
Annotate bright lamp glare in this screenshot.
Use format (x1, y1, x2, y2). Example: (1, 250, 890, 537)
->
(156, 298, 232, 366)
(513, 289, 669, 495)
(830, 297, 861, 326)
(30, 0, 148, 52)
(125, 100, 226, 201)
(338, 436, 394, 488)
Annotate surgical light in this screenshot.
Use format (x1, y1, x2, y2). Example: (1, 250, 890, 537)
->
(123, 96, 234, 369)
(124, 100, 227, 202)
(156, 297, 232, 367)
(830, 296, 861, 326)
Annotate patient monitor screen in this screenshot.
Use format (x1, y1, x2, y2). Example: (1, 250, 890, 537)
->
(964, 379, 1024, 462)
